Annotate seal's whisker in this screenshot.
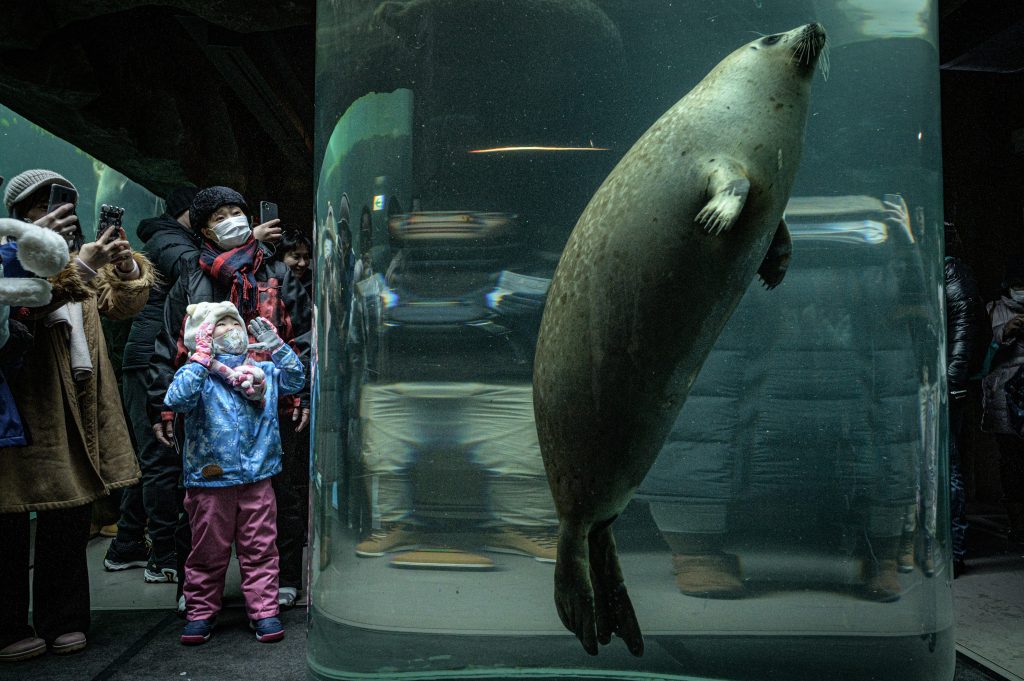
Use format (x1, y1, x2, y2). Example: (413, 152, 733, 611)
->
(819, 42, 831, 81)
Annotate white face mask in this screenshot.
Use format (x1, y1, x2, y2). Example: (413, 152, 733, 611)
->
(213, 327, 248, 355)
(211, 215, 252, 249)
(1011, 289, 1024, 303)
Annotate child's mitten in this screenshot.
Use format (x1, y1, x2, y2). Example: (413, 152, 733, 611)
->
(190, 322, 214, 367)
(248, 317, 284, 352)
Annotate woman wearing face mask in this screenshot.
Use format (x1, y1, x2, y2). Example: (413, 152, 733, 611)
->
(145, 187, 312, 611)
(982, 260, 1024, 545)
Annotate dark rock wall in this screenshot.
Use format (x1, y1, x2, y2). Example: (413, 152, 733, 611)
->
(0, 2, 315, 229)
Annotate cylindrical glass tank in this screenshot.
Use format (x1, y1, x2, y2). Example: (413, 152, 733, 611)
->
(309, 1, 952, 679)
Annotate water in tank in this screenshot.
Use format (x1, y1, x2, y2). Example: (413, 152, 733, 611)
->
(309, 1, 952, 679)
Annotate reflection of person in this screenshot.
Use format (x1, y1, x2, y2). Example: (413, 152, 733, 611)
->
(0, 169, 155, 660)
(166, 302, 304, 645)
(981, 260, 1024, 544)
(942, 247, 986, 576)
(346, 250, 558, 566)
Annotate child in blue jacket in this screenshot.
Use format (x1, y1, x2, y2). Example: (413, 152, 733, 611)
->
(164, 300, 304, 645)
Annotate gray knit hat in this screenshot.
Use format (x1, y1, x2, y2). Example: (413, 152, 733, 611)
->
(3, 169, 78, 215)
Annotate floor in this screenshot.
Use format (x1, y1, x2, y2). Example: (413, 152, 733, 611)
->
(2, 511, 1020, 681)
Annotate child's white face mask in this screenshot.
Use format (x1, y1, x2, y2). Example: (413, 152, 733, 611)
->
(211, 215, 252, 249)
(213, 327, 248, 355)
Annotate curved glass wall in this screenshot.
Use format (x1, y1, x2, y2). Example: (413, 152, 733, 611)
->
(0, 104, 162, 250)
(310, 2, 951, 679)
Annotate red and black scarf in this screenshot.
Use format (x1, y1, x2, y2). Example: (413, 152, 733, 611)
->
(198, 238, 264, 316)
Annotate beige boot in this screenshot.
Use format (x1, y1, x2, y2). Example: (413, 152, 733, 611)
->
(861, 559, 902, 602)
(671, 553, 743, 598)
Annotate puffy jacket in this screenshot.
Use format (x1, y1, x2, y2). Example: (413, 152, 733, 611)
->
(981, 295, 1024, 434)
(944, 256, 987, 396)
(122, 214, 201, 370)
(146, 251, 312, 424)
(164, 346, 304, 487)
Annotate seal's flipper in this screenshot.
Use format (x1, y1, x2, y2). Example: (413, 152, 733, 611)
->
(757, 219, 792, 289)
(588, 523, 644, 657)
(554, 520, 599, 655)
(696, 161, 750, 235)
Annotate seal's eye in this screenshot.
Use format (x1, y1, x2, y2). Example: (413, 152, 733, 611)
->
(762, 34, 782, 45)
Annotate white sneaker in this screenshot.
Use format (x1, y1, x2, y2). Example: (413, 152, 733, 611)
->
(278, 586, 298, 609)
(177, 595, 186, 618)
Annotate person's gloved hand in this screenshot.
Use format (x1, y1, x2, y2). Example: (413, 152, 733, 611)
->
(248, 317, 284, 352)
(1005, 315, 1024, 338)
(190, 322, 214, 367)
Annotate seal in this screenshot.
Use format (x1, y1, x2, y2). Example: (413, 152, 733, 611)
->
(533, 23, 827, 657)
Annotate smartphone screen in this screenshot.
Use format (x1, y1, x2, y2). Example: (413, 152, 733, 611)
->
(260, 201, 279, 224)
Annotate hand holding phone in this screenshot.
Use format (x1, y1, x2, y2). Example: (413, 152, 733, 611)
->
(47, 184, 77, 215)
(253, 201, 282, 243)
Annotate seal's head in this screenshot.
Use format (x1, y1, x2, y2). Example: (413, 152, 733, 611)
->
(739, 22, 828, 81)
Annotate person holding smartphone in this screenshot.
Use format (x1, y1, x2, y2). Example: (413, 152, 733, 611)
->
(0, 169, 156, 662)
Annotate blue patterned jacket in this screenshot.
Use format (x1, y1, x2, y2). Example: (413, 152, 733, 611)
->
(164, 345, 305, 488)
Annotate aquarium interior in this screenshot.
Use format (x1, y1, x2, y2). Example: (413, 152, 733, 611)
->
(308, 1, 951, 680)
(2, 1, 1022, 680)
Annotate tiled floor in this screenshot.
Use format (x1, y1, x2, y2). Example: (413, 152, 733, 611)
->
(952, 512, 1024, 681)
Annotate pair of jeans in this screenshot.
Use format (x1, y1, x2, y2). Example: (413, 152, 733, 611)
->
(949, 398, 968, 561)
(0, 504, 92, 646)
(116, 368, 182, 558)
(183, 479, 279, 621)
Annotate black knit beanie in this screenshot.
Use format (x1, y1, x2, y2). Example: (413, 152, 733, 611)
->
(165, 186, 198, 220)
(189, 186, 248, 234)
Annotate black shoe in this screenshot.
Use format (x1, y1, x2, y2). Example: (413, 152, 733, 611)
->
(144, 551, 178, 583)
(953, 558, 966, 579)
(103, 538, 151, 571)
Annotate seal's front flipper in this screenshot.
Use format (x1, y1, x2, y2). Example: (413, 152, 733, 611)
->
(757, 219, 792, 289)
(588, 522, 644, 657)
(696, 160, 750, 235)
(554, 520, 599, 655)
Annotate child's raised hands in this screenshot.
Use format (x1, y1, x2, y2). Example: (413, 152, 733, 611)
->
(190, 322, 214, 367)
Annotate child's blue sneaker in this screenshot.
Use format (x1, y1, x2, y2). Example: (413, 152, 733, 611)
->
(180, 619, 214, 645)
(250, 616, 285, 643)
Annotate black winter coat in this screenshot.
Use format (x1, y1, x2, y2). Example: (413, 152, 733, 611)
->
(944, 256, 987, 396)
(146, 251, 312, 423)
(122, 214, 201, 370)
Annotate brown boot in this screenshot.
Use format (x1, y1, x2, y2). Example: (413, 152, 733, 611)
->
(1005, 502, 1024, 544)
(671, 553, 743, 598)
(861, 559, 902, 602)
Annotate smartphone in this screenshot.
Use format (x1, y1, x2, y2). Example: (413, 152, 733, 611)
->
(99, 204, 126, 241)
(47, 184, 77, 214)
(260, 201, 278, 224)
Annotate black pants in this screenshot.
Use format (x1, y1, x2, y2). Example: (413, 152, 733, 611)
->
(275, 417, 310, 590)
(116, 368, 182, 557)
(994, 434, 1024, 504)
(0, 504, 92, 647)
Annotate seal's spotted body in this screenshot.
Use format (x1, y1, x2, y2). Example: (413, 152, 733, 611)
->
(533, 23, 826, 656)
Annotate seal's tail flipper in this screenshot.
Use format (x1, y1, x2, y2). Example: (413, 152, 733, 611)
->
(554, 520, 599, 655)
(757, 218, 793, 289)
(589, 523, 644, 657)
